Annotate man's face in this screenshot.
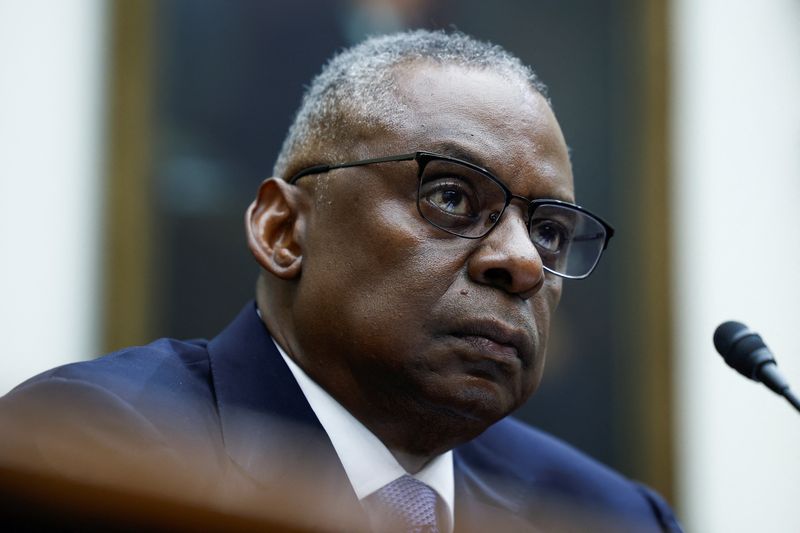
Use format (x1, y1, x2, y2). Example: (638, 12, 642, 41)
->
(290, 63, 574, 452)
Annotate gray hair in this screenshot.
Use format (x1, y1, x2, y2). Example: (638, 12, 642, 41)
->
(273, 29, 550, 179)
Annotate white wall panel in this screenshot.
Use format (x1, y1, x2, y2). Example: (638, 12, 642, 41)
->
(671, 1, 800, 531)
(0, 0, 107, 394)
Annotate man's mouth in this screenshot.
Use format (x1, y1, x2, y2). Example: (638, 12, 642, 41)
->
(449, 318, 533, 367)
(457, 335, 518, 360)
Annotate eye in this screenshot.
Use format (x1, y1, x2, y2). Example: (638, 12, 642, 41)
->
(530, 219, 571, 254)
(421, 178, 480, 219)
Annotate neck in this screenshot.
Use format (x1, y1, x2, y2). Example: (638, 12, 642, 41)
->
(391, 449, 435, 475)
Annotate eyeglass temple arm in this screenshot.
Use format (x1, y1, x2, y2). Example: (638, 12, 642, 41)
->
(288, 153, 419, 184)
(288, 165, 331, 184)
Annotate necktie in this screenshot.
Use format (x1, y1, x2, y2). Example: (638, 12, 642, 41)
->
(363, 474, 443, 533)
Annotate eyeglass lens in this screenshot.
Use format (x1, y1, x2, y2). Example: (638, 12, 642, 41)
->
(416, 158, 607, 278)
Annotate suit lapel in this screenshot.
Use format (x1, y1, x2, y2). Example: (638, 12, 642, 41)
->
(206, 302, 366, 526)
(453, 449, 533, 532)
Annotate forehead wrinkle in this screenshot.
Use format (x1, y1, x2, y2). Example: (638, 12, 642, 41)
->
(420, 138, 521, 186)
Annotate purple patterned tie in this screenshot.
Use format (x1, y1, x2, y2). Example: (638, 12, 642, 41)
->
(363, 474, 443, 532)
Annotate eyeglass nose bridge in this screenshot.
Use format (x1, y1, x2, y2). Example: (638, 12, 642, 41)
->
(472, 199, 543, 279)
(485, 193, 535, 231)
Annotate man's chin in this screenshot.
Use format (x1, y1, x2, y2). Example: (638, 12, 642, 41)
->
(454, 376, 526, 419)
(416, 377, 528, 440)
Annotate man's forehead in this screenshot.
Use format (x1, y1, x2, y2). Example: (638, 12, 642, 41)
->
(391, 61, 543, 114)
(373, 62, 574, 200)
(386, 63, 561, 149)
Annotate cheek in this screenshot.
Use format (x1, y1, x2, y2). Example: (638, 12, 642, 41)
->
(536, 274, 563, 318)
(528, 276, 562, 377)
(324, 197, 464, 294)
(299, 198, 468, 345)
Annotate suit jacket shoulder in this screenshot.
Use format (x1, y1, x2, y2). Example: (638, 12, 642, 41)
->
(455, 416, 682, 531)
(0, 337, 229, 491)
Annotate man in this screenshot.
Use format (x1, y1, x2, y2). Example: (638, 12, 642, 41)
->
(1, 31, 681, 532)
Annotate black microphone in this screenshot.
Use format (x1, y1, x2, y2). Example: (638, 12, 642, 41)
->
(713, 321, 800, 414)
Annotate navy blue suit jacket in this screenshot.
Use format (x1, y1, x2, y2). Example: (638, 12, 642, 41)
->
(1, 303, 682, 532)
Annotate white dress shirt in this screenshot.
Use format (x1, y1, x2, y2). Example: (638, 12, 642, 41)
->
(274, 340, 454, 531)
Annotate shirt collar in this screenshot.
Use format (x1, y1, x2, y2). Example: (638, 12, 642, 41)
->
(274, 340, 454, 530)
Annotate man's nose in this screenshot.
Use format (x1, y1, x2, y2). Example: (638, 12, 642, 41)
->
(467, 208, 545, 299)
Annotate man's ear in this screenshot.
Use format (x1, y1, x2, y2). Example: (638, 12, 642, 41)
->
(246, 178, 307, 280)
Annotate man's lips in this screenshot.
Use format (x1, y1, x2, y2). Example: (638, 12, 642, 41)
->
(458, 335, 518, 359)
(448, 319, 533, 367)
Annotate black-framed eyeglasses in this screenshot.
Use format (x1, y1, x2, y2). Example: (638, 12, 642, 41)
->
(288, 151, 615, 279)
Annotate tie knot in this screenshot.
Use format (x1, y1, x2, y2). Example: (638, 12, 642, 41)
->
(364, 475, 442, 532)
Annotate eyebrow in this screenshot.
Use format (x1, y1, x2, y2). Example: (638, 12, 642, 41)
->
(423, 140, 491, 170)
(421, 140, 575, 204)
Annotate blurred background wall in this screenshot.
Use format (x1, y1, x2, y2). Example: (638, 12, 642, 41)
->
(1, 1, 798, 531)
(1, 0, 107, 403)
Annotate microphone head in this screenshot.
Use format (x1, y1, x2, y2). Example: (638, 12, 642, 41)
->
(713, 320, 748, 355)
(713, 320, 773, 380)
